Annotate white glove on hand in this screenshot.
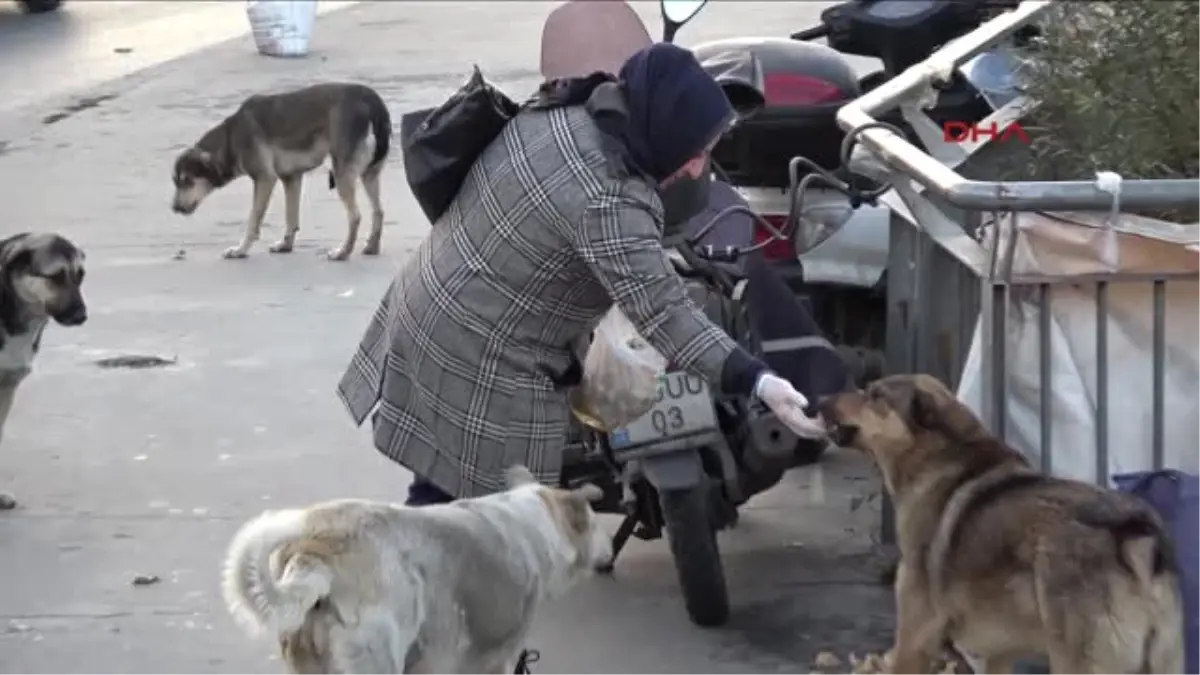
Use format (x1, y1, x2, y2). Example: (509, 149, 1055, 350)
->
(754, 372, 827, 439)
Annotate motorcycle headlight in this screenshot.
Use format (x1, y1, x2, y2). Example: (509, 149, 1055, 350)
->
(795, 197, 857, 254)
(960, 44, 1027, 111)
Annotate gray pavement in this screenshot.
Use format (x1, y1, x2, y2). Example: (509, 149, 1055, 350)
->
(0, 2, 893, 672)
(0, 0, 356, 118)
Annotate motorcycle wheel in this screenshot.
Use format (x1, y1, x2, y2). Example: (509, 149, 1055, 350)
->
(792, 438, 827, 466)
(658, 485, 730, 627)
(19, 0, 61, 12)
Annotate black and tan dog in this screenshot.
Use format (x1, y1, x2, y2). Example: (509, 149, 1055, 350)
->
(171, 82, 391, 261)
(819, 374, 1184, 674)
(0, 233, 88, 510)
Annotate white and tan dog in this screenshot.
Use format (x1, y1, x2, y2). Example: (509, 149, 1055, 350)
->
(221, 466, 611, 674)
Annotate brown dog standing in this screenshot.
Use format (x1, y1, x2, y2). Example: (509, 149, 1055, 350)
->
(819, 374, 1184, 674)
(171, 83, 391, 261)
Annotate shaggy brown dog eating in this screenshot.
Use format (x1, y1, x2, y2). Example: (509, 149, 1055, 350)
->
(818, 374, 1184, 674)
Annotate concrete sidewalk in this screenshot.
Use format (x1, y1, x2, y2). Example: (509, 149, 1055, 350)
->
(0, 2, 893, 672)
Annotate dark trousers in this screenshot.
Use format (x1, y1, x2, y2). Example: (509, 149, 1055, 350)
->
(405, 475, 455, 506)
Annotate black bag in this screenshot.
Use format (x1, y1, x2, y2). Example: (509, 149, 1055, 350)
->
(527, 71, 616, 110)
(401, 65, 520, 224)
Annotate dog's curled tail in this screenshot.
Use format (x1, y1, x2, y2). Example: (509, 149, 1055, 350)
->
(222, 508, 332, 638)
(1076, 499, 1173, 587)
(1077, 499, 1186, 672)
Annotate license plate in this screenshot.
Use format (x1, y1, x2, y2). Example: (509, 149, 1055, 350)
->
(607, 371, 719, 452)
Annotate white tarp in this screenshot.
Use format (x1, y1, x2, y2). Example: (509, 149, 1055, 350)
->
(957, 211, 1200, 483)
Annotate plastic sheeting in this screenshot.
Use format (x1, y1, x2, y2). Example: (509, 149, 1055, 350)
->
(957, 211, 1200, 483)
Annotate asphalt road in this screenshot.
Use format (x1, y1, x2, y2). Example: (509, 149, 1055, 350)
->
(0, 3, 892, 673)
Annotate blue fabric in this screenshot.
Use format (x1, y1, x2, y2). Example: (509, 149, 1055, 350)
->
(1113, 469, 1199, 674)
(617, 42, 734, 183)
(741, 251, 852, 403)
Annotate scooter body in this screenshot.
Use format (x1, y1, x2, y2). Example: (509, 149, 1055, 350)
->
(535, 0, 1036, 630)
(542, 0, 1032, 628)
(544, 0, 841, 629)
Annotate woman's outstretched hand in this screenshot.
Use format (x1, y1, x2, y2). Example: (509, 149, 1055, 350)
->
(754, 373, 828, 439)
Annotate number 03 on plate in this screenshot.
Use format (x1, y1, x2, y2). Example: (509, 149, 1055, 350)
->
(607, 371, 720, 451)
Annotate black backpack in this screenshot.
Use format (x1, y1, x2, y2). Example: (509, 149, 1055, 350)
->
(400, 67, 615, 223)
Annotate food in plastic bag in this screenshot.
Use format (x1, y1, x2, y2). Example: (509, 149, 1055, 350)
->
(574, 307, 668, 430)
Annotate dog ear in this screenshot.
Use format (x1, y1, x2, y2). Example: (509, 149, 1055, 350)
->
(572, 483, 604, 504)
(907, 376, 989, 441)
(908, 386, 942, 430)
(176, 149, 220, 184)
(0, 239, 30, 271)
(505, 465, 537, 489)
(556, 490, 594, 539)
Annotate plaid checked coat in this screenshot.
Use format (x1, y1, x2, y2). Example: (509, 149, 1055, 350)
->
(337, 103, 741, 498)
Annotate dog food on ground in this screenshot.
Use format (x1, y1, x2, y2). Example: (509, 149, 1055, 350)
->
(810, 650, 964, 674)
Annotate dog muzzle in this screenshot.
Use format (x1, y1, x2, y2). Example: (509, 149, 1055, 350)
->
(826, 421, 859, 447)
(53, 303, 88, 326)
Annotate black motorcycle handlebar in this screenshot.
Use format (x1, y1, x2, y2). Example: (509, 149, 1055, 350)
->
(789, 25, 829, 41)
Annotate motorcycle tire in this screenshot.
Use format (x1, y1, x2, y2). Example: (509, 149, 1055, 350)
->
(19, 0, 61, 12)
(792, 438, 827, 466)
(659, 485, 730, 627)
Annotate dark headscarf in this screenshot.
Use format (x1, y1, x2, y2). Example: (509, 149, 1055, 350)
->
(618, 43, 734, 183)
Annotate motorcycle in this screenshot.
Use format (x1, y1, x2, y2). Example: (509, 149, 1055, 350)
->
(543, 0, 1033, 629)
(546, 0, 857, 629)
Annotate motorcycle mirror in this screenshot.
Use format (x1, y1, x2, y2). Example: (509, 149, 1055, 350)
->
(660, 0, 707, 42)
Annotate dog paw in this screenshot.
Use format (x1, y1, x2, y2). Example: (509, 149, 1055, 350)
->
(222, 247, 250, 260)
(361, 241, 381, 256)
(269, 241, 294, 254)
(326, 247, 351, 261)
(0, 493, 17, 510)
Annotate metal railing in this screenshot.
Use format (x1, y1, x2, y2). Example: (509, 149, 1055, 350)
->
(835, 0, 1200, 544)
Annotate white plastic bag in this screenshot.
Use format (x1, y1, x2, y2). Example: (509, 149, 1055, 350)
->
(576, 307, 668, 430)
(247, 0, 318, 58)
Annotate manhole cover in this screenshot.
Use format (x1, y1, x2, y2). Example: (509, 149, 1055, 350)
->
(93, 355, 177, 369)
